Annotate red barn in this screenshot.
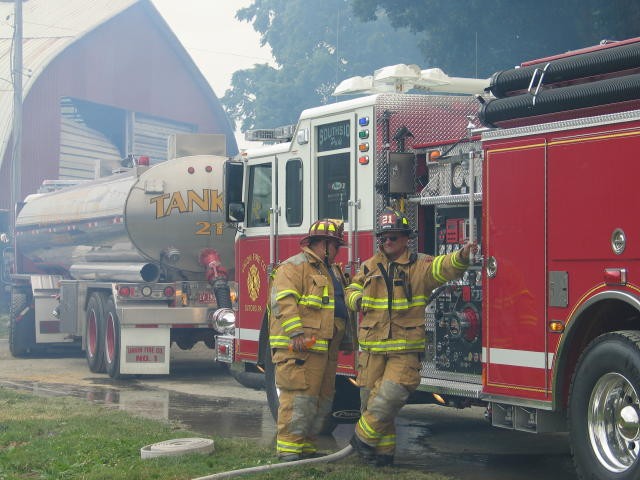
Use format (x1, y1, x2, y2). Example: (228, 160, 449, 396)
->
(0, 0, 237, 209)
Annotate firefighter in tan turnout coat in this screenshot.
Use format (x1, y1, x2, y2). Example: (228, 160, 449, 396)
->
(269, 219, 351, 461)
(346, 207, 477, 466)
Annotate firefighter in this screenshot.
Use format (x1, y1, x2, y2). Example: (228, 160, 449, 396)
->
(269, 218, 352, 461)
(346, 207, 477, 466)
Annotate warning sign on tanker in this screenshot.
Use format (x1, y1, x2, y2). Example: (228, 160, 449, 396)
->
(126, 346, 165, 363)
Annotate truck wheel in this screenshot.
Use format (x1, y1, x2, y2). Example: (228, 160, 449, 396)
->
(263, 336, 279, 420)
(331, 375, 361, 423)
(569, 330, 640, 480)
(229, 363, 266, 390)
(104, 296, 123, 379)
(9, 288, 34, 357)
(85, 293, 107, 373)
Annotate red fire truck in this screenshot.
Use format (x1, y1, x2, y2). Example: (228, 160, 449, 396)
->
(219, 39, 640, 480)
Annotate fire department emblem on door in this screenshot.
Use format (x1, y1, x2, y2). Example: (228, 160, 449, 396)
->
(242, 253, 267, 303)
(247, 264, 260, 301)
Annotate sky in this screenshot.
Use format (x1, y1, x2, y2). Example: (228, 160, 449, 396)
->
(150, 0, 274, 148)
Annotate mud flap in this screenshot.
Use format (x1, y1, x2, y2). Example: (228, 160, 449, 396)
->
(120, 327, 170, 375)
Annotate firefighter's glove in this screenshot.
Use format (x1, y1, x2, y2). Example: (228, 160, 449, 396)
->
(460, 241, 479, 264)
(289, 334, 316, 352)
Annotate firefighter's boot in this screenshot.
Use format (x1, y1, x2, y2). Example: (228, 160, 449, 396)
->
(350, 435, 376, 464)
(375, 454, 394, 467)
(278, 453, 301, 462)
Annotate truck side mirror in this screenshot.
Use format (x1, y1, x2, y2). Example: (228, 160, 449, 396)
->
(228, 202, 245, 223)
(224, 161, 245, 223)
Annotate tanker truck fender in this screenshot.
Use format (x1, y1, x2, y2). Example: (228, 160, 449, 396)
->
(9, 285, 35, 357)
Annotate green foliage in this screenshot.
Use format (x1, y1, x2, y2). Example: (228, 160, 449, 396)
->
(0, 388, 452, 480)
(350, 0, 640, 78)
(222, 0, 425, 131)
(222, 0, 640, 132)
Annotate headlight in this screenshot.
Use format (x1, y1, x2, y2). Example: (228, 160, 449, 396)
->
(209, 308, 236, 335)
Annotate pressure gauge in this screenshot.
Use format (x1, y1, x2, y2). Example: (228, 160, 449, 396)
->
(452, 164, 466, 189)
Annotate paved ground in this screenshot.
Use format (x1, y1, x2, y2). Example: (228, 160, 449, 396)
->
(0, 338, 578, 480)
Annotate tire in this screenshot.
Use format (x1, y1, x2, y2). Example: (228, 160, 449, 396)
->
(569, 330, 640, 480)
(104, 296, 123, 379)
(9, 288, 34, 357)
(330, 375, 361, 423)
(263, 336, 279, 420)
(85, 293, 107, 373)
(230, 363, 266, 390)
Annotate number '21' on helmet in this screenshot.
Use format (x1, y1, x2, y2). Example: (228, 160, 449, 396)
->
(376, 207, 415, 238)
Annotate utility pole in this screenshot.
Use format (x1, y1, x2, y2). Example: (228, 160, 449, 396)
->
(10, 0, 23, 235)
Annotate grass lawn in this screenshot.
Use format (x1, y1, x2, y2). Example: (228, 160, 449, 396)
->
(0, 388, 452, 480)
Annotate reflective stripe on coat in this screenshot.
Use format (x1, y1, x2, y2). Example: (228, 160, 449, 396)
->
(346, 248, 468, 354)
(269, 246, 348, 350)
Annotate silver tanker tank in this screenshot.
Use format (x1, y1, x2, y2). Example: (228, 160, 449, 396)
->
(15, 154, 235, 282)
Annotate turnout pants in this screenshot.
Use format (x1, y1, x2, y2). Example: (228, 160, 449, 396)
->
(354, 351, 421, 456)
(274, 319, 345, 457)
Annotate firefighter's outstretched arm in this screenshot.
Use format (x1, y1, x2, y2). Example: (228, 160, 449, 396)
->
(428, 241, 478, 286)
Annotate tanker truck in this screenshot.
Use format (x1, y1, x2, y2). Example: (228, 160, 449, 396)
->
(3, 150, 237, 378)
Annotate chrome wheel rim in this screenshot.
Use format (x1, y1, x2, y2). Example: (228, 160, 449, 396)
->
(589, 372, 640, 472)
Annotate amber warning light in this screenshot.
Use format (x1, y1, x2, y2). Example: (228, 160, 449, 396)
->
(604, 268, 627, 285)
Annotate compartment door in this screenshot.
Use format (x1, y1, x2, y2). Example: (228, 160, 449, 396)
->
(483, 137, 549, 401)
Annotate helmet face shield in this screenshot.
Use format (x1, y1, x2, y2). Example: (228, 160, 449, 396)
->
(300, 218, 346, 246)
(376, 207, 414, 238)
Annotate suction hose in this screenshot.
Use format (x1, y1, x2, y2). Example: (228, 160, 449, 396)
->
(191, 444, 354, 480)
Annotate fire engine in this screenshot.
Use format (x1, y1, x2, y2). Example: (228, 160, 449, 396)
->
(2, 134, 237, 378)
(220, 37, 640, 480)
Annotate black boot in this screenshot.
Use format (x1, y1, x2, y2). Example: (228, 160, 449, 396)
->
(350, 435, 376, 464)
(278, 453, 301, 462)
(375, 454, 394, 467)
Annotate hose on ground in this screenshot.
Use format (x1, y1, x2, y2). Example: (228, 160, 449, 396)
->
(191, 444, 354, 480)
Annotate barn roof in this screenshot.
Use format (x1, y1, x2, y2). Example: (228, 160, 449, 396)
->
(0, 0, 231, 170)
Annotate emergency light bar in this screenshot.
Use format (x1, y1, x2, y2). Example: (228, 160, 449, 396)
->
(333, 64, 490, 96)
(245, 124, 296, 143)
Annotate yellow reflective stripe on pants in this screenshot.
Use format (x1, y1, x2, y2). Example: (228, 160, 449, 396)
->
(276, 439, 304, 454)
(356, 415, 382, 442)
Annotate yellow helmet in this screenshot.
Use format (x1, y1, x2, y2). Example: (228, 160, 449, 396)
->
(300, 218, 346, 246)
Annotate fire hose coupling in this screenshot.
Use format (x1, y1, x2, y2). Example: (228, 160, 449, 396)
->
(161, 246, 181, 264)
(199, 248, 228, 283)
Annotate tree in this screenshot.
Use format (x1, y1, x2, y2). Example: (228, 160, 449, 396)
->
(350, 0, 640, 78)
(222, 0, 640, 132)
(221, 0, 425, 132)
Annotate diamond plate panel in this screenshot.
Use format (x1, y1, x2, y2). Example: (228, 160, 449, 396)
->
(373, 94, 479, 249)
